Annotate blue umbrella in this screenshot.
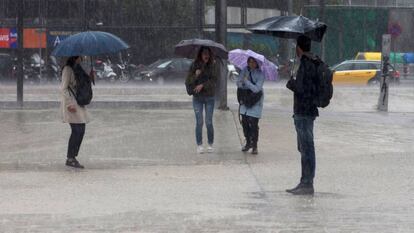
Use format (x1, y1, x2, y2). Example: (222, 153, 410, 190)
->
(51, 31, 129, 57)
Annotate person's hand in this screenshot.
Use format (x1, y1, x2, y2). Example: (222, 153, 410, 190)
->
(67, 104, 77, 113)
(195, 69, 202, 77)
(241, 75, 248, 84)
(243, 74, 249, 83)
(194, 84, 203, 93)
(89, 69, 95, 78)
(89, 69, 96, 84)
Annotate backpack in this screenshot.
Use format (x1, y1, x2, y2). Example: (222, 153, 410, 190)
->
(69, 65, 93, 106)
(307, 55, 333, 108)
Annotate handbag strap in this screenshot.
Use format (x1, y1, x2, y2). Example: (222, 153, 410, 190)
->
(68, 86, 76, 98)
(248, 70, 256, 85)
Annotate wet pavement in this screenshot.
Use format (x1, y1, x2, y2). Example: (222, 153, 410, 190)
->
(1, 81, 414, 112)
(0, 83, 413, 232)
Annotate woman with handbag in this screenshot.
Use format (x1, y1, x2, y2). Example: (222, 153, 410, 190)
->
(185, 47, 218, 154)
(61, 56, 92, 168)
(236, 57, 265, 154)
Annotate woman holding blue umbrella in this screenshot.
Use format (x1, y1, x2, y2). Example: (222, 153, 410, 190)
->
(53, 31, 129, 168)
(236, 57, 265, 155)
(61, 56, 93, 168)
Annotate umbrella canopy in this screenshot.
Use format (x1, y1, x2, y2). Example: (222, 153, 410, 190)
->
(51, 31, 129, 57)
(174, 39, 228, 59)
(229, 49, 278, 81)
(248, 15, 327, 42)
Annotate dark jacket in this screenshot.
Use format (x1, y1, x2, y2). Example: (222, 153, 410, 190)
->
(185, 61, 218, 97)
(286, 53, 319, 117)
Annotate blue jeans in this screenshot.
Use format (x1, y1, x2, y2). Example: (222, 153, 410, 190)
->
(193, 96, 215, 146)
(294, 115, 316, 185)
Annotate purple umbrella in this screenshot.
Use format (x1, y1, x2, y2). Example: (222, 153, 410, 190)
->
(228, 49, 278, 81)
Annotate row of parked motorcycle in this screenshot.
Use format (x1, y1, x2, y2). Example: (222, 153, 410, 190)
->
(3, 52, 240, 84)
(23, 54, 60, 83)
(93, 54, 144, 83)
(2, 53, 61, 84)
(6, 53, 143, 84)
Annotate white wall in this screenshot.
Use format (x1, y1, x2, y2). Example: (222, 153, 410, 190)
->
(246, 8, 281, 24)
(204, 6, 280, 25)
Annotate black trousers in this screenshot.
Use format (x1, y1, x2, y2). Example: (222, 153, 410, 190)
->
(241, 114, 259, 148)
(67, 123, 86, 159)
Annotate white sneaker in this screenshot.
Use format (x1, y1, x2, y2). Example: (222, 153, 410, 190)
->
(197, 145, 205, 154)
(207, 145, 214, 153)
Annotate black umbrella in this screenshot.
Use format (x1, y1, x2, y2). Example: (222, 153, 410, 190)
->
(174, 39, 228, 59)
(248, 15, 327, 42)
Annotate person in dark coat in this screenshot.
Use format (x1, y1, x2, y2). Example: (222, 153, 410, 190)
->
(286, 35, 318, 195)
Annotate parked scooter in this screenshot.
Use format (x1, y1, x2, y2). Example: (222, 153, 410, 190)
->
(95, 58, 117, 82)
(24, 53, 46, 83)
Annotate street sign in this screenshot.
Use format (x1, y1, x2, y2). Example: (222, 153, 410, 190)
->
(9, 28, 17, 48)
(23, 28, 47, 48)
(47, 31, 78, 47)
(381, 35, 391, 57)
(388, 23, 402, 38)
(0, 28, 17, 48)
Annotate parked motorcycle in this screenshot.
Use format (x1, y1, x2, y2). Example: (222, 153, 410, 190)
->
(115, 63, 130, 83)
(113, 53, 143, 82)
(24, 53, 46, 83)
(95, 58, 117, 82)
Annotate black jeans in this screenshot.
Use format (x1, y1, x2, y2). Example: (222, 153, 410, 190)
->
(241, 114, 259, 148)
(293, 115, 316, 185)
(67, 123, 86, 159)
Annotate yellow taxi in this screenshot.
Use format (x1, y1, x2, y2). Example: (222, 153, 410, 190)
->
(355, 52, 381, 61)
(331, 60, 399, 85)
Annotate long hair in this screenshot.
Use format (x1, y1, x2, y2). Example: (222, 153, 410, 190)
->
(192, 46, 213, 71)
(62, 56, 79, 71)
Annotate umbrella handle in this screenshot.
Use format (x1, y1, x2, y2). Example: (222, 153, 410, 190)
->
(290, 57, 296, 79)
(90, 56, 96, 85)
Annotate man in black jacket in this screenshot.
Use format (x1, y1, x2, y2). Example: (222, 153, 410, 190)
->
(286, 35, 318, 195)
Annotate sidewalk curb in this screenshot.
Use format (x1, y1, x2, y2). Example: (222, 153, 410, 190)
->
(0, 101, 193, 110)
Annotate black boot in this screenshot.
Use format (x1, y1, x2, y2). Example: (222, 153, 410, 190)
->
(66, 158, 85, 169)
(251, 147, 258, 155)
(286, 183, 314, 195)
(242, 143, 252, 152)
